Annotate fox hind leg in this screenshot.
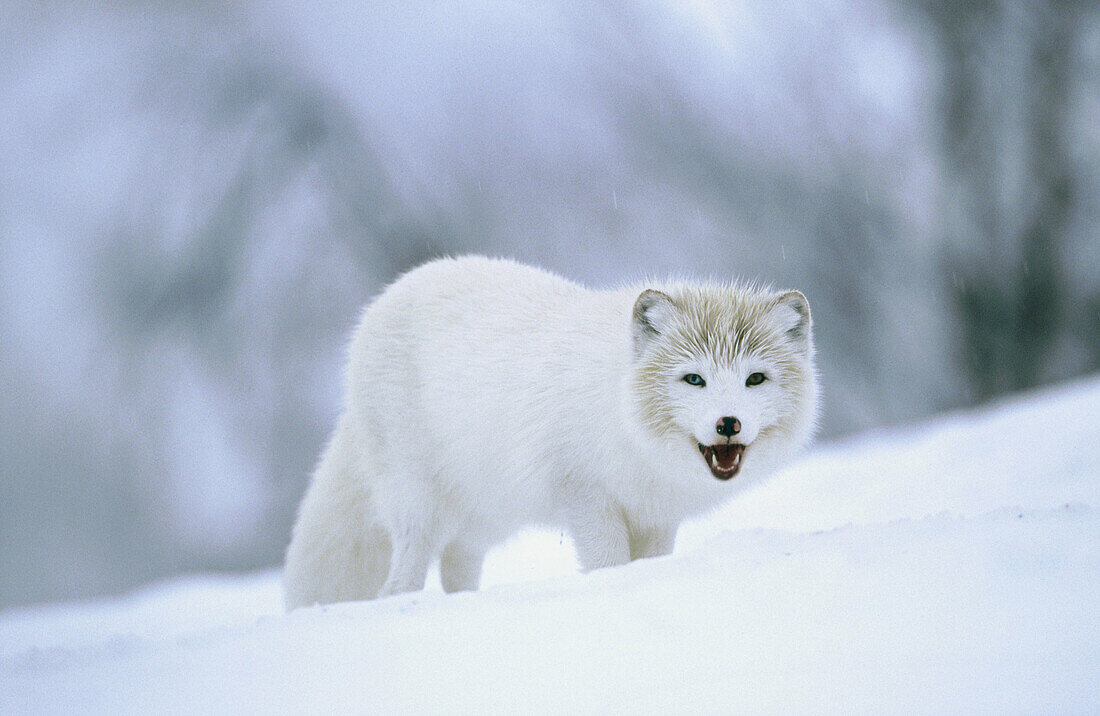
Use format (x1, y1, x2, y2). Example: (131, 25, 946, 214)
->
(377, 526, 434, 598)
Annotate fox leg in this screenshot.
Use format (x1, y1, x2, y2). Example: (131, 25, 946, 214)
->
(628, 524, 677, 561)
(440, 541, 486, 594)
(377, 527, 433, 598)
(570, 500, 630, 571)
(376, 485, 435, 598)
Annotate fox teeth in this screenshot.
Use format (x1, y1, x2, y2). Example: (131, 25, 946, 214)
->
(710, 452, 719, 469)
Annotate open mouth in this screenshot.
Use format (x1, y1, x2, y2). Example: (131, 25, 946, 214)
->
(697, 442, 746, 480)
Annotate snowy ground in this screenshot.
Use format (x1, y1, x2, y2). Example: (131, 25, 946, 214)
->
(3, 377, 1098, 713)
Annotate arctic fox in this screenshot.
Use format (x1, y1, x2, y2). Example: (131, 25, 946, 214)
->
(284, 256, 817, 608)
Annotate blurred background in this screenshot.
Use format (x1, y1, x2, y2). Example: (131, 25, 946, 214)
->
(1, 0, 1097, 609)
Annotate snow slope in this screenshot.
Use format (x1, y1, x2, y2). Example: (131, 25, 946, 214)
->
(2, 376, 1098, 713)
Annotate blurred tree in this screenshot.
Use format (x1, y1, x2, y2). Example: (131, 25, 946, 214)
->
(922, 0, 1093, 398)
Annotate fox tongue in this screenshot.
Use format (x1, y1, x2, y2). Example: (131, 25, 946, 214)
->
(712, 443, 741, 470)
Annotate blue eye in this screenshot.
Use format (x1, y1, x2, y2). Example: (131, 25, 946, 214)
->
(746, 372, 767, 387)
(682, 373, 706, 387)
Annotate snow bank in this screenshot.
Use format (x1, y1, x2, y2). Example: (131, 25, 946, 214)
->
(3, 376, 1098, 713)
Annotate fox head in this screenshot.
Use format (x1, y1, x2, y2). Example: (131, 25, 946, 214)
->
(630, 284, 818, 480)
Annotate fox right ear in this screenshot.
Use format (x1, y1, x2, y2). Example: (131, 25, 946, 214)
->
(771, 290, 812, 350)
(633, 289, 676, 354)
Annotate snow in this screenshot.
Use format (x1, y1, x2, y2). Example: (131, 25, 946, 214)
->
(3, 376, 1098, 713)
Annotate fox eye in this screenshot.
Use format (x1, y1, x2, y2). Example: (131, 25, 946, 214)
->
(682, 373, 706, 387)
(746, 372, 767, 387)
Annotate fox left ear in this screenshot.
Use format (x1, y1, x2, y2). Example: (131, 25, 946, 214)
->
(632, 289, 676, 355)
(772, 291, 811, 349)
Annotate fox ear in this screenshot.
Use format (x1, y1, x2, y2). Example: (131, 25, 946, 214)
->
(633, 289, 676, 354)
(772, 290, 811, 349)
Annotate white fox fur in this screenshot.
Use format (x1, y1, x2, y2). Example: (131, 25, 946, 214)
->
(284, 256, 818, 608)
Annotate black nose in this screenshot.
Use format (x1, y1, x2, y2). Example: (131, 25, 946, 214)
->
(716, 416, 741, 437)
